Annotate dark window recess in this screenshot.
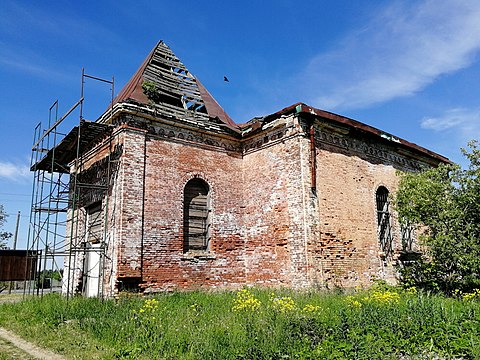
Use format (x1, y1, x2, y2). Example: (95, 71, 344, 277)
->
(183, 179, 211, 252)
(118, 277, 141, 293)
(376, 186, 392, 256)
(86, 202, 103, 244)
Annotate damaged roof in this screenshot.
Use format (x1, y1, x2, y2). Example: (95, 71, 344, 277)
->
(245, 102, 450, 164)
(110, 41, 240, 134)
(107, 41, 448, 164)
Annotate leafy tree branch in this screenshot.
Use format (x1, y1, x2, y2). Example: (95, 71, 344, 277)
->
(394, 140, 480, 294)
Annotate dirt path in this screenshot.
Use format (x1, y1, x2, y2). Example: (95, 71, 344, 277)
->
(0, 327, 65, 360)
(0, 336, 36, 359)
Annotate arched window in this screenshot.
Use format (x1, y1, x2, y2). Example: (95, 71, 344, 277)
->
(183, 178, 211, 252)
(376, 186, 392, 256)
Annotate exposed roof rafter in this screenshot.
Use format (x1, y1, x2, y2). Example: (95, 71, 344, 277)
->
(109, 41, 240, 134)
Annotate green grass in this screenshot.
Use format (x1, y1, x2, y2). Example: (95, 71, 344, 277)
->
(0, 287, 478, 359)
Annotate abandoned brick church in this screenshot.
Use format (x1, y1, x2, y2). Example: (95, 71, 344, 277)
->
(63, 41, 449, 297)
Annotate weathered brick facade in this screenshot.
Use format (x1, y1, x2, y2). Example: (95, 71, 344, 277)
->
(63, 42, 448, 297)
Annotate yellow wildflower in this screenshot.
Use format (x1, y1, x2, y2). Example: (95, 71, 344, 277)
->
(232, 288, 261, 312)
(462, 289, 480, 301)
(302, 304, 321, 313)
(270, 296, 296, 313)
(405, 287, 417, 295)
(368, 290, 400, 304)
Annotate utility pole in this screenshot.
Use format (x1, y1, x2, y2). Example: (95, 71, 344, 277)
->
(13, 211, 20, 249)
(8, 211, 20, 294)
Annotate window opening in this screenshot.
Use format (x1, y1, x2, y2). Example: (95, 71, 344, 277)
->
(183, 179, 211, 252)
(86, 202, 103, 244)
(401, 223, 414, 252)
(376, 186, 392, 256)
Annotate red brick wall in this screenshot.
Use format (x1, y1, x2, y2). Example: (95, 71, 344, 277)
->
(111, 115, 407, 293)
(115, 126, 147, 279)
(242, 118, 313, 288)
(65, 112, 440, 296)
(305, 121, 427, 288)
(311, 147, 400, 288)
(242, 137, 295, 286)
(125, 128, 245, 292)
(114, 115, 316, 292)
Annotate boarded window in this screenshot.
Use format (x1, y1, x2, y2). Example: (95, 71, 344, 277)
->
(376, 186, 392, 256)
(86, 203, 103, 244)
(183, 179, 211, 252)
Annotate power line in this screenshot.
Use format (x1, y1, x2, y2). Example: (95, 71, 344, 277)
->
(4, 213, 30, 218)
(0, 193, 31, 197)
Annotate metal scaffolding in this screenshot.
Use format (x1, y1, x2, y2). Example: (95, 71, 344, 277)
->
(27, 70, 114, 298)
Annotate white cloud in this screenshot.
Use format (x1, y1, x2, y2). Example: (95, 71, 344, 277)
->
(0, 1, 120, 82)
(302, 0, 480, 110)
(0, 162, 30, 182)
(0, 1, 119, 46)
(419, 107, 480, 165)
(421, 108, 480, 135)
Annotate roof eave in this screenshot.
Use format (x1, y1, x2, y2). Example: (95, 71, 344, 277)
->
(245, 102, 450, 165)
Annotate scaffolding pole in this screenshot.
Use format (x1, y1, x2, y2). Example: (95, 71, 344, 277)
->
(28, 70, 115, 299)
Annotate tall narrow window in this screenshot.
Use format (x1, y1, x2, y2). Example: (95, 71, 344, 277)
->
(376, 186, 392, 256)
(86, 202, 103, 244)
(183, 178, 211, 252)
(401, 223, 414, 252)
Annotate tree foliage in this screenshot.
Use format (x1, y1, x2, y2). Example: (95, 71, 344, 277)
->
(395, 141, 480, 294)
(0, 204, 12, 249)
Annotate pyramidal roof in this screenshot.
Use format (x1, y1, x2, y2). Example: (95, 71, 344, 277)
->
(112, 41, 239, 133)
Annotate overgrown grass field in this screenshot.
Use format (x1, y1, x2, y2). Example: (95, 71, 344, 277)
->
(0, 286, 479, 359)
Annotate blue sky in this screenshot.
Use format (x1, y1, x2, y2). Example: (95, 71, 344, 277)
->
(1, 0, 480, 247)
